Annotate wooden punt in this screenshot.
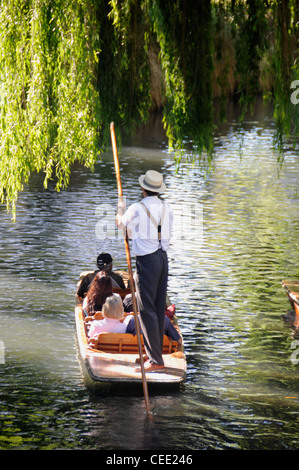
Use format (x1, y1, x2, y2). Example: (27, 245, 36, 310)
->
(281, 280, 299, 327)
(75, 277, 187, 393)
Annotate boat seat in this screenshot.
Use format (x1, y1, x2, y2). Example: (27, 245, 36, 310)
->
(112, 287, 131, 299)
(84, 311, 136, 335)
(90, 332, 178, 355)
(85, 311, 104, 322)
(85, 311, 133, 323)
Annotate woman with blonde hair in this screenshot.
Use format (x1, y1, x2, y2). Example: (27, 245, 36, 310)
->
(88, 293, 126, 338)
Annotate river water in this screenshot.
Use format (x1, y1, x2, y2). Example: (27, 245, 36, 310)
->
(0, 100, 299, 451)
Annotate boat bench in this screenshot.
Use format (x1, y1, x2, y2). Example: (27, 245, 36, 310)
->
(112, 287, 131, 299)
(89, 332, 178, 355)
(85, 311, 131, 328)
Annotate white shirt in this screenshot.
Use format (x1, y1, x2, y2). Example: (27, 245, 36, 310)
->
(121, 196, 173, 256)
(88, 317, 127, 338)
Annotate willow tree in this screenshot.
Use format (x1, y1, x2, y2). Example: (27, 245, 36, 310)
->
(0, 0, 101, 217)
(230, 0, 268, 114)
(100, 0, 214, 155)
(0, 0, 298, 218)
(272, 0, 299, 148)
(147, 0, 214, 158)
(98, 0, 151, 142)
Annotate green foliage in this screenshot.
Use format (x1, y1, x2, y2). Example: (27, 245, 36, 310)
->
(0, 0, 101, 218)
(272, 0, 299, 150)
(0, 0, 298, 217)
(231, 0, 268, 116)
(98, 0, 151, 144)
(148, 0, 214, 159)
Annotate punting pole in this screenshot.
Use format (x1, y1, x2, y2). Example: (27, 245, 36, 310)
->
(110, 122, 152, 417)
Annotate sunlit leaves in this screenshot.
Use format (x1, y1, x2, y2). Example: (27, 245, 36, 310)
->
(0, 0, 101, 218)
(146, 0, 215, 162)
(0, 0, 298, 219)
(272, 0, 299, 150)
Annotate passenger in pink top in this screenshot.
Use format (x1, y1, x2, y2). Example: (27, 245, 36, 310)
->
(88, 293, 126, 338)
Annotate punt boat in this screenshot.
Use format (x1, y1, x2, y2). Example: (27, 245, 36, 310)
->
(75, 272, 187, 393)
(281, 279, 299, 327)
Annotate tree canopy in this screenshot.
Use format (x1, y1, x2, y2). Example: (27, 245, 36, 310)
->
(0, 0, 298, 217)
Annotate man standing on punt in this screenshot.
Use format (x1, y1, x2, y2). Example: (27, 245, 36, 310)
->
(116, 170, 173, 372)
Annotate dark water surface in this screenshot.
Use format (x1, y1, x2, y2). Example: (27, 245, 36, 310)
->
(1, 102, 299, 450)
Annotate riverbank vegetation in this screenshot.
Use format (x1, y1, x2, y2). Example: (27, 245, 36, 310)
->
(0, 0, 298, 217)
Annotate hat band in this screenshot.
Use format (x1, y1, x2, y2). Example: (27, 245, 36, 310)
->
(143, 177, 162, 190)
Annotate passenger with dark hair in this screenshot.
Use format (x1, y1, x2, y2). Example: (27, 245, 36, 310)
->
(82, 271, 113, 316)
(77, 252, 125, 301)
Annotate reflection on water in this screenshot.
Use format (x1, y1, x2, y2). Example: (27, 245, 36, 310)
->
(1, 101, 299, 450)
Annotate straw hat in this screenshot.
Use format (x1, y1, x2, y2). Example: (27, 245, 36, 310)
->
(138, 170, 166, 193)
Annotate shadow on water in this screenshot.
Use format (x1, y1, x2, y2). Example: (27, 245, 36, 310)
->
(1, 100, 299, 450)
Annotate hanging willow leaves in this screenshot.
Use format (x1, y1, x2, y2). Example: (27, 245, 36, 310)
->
(231, 0, 268, 116)
(0, 0, 101, 218)
(99, 0, 151, 143)
(0, 0, 298, 218)
(147, 0, 214, 158)
(273, 0, 299, 149)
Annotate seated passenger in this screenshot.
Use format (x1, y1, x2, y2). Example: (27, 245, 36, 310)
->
(83, 271, 113, 316)
(88, 293, 127, 338)
(124, 314, 182, 346)
(123, 293, 175, 317)
(77, 252, 126, 300)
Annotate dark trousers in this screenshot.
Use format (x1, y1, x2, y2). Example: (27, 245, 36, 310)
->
(135, 249, 168, 365)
